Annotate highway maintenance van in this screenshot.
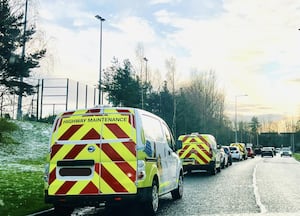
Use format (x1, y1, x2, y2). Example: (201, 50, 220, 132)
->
(177, 133, 221, 175)
(230, 142, 248, 160)
(44, 106, 183, 215)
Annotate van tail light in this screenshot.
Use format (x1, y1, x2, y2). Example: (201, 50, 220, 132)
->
(137, 160, 146, 180)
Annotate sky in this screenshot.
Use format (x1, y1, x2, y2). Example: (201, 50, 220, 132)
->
(26, 0, 300, 125)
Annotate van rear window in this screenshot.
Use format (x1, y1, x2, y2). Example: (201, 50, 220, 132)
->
(59, 168, 92, 176)
(141, 114, 164, 142)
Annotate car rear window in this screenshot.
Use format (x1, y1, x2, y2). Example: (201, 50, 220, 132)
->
(262, 147, 273, 151)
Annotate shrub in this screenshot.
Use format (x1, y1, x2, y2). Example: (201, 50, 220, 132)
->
(0, 118, 19, 144)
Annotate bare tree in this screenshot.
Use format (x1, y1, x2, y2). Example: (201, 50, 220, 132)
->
(165, 57, 176, 135)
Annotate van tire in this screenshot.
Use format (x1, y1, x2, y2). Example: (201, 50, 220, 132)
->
(171, 173, 183, 200)
(145, 179, 159, 215)
(53, 205, 74, 216)
(209, 163, 217, 175)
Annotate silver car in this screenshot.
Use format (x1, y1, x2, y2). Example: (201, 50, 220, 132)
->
(229, 146, 242, 161)
(281, 147, 292, 157)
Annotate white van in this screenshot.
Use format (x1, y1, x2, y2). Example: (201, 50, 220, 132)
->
(177, 133, 221, 175)
(44, 106, 183, 215)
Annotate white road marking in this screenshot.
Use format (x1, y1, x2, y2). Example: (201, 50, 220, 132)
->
(253, 163, 267, 214)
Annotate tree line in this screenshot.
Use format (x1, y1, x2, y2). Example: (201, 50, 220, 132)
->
(102, 57, 266, 144)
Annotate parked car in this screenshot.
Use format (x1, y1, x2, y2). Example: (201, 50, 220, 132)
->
(220, 147, 228, 168)
(261, 147, 274, 157)
(222, 146, 232, 166)
(254, 147, 262, 155)
(281, 147, 292, 157)
(229, 146, 242, 161)
(246, 147, 255, 158)
(275, 148, 281, 153)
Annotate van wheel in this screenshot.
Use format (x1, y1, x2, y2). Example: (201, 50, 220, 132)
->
(209, 164, 216, 175)
(171, 173, 183, 200)
(53, 205, 74, 216)
(145, 180, 159, 215)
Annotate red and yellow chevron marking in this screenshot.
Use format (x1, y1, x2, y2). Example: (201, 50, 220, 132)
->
(230, 143, 245, 153)
(178, 134, 213, 165)
(48, 108, 137, 196)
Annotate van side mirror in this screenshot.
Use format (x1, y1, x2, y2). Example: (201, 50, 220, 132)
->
(176, 140, 182, 150)
(217, 145, 221, 149)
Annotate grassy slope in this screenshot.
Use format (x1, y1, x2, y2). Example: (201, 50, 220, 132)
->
(0, 121, 52, 216)
(293, 153, 300, 161)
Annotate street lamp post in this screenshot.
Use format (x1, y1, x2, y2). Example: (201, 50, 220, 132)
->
(235, 94, 248, 143)
(95, 14, 105, 105)
(143, 57, 148, 82)
(141, 57, 148, 109)
(17, 0, 29, 119)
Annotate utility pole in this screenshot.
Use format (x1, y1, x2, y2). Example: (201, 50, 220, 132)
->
(17, 0, 29, 119)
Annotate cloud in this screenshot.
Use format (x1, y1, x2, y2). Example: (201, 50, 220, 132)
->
(154, 9, 177, 24)
(110, 16, 156, 43)
(37, 0, 300, 121)
(151, 0, 300, 119)
(149, 0, 181, 5)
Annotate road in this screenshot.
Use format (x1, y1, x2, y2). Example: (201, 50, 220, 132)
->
(35, 155, 300, 216)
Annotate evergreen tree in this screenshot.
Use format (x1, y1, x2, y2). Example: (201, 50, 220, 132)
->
(0, 0, 46, 96)
(103, 58, 141, 107)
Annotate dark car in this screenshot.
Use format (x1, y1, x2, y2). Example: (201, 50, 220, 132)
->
(246, 147, 255, 158)
(254, 147, 262, 155)
(222, 146, 232, 166)
(261, 147, 274, 157)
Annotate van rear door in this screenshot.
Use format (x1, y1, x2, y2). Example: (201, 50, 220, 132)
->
(178, 134, 212, 165)
(48, 108, 137, 196)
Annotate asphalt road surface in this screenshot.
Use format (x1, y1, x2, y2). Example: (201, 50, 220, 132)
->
(35, 155, 300, 216)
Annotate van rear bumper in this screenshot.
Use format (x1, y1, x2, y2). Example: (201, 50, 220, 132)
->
(45, 188, 151, 207)
(183, 161, 215, 172)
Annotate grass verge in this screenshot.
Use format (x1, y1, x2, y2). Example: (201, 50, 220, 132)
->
(293, 153, 300, 162)
(0, 164, 51, 216)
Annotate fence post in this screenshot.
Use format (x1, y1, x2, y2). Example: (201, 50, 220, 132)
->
(40, 79, 44, 119)
(66, 78, 69, 111)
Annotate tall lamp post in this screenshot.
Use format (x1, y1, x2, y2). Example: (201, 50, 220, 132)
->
(143, 57, 148, 82)
(95, 14, 105, 105)
(235, 94, 248, 143)
(17, 0, 29, 119)
(141, 57, 148, 109)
